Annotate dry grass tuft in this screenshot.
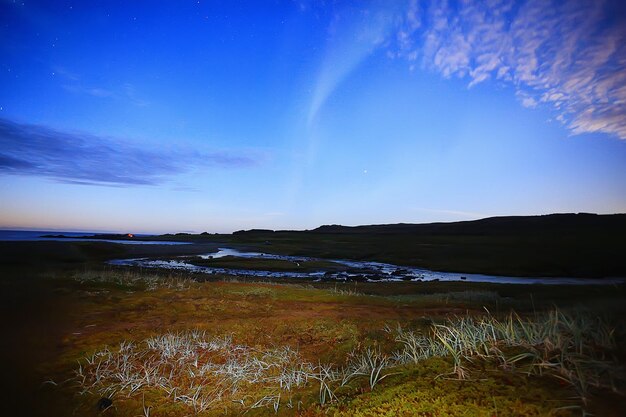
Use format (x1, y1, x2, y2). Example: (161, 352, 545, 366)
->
(73, 270, 193, 291)
(74, 331, 319, 413)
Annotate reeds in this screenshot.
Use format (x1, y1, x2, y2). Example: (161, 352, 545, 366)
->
(339, 347, 392, 389)
(75, 331, 319, 413)
(328, 284, 364, 297)
(73, 308, 624, 413)
(73, 270, 193, 291)
(388, 290, 506, 306)
(389, 308, 625, 404)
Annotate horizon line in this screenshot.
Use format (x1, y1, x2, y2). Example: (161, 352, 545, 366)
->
(2, 212, 624, 236)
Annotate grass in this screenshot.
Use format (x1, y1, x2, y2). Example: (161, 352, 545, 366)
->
(321, 360, 575, 417)
(67, 310, 626, 414)
(74, 331, 317, 413)
(388, 290, 506, 306)
(388, 310, 626, 403)
(72, 269, 194, 291)
(3, 266, 626, 416)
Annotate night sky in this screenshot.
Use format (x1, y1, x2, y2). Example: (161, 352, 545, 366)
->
(1, 0, 625, 233)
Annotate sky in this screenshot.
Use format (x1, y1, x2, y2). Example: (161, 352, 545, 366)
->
(0, 0, 625, 233)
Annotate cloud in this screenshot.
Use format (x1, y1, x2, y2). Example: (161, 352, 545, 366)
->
(62, 84, 115, 98)
(308, 4, 400, 125)
(392, 0, 626, 139)
(0, 118, 260, 186)
(54, 66, 149, 106)
(61, 82, 149, 107)
(412, 206, 488, 219)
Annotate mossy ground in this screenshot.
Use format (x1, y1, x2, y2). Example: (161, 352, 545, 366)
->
(316, 359, 574, 417)
(1, 266, 624, 416)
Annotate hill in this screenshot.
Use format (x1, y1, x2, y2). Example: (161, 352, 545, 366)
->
(225, 213, 626, 278)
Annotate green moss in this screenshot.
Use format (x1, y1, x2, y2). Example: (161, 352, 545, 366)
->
(323, 358, 576, 417)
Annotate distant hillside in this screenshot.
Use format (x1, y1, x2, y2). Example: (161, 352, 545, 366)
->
(228, 213, 626, 278)
(310, 213, 626, 236)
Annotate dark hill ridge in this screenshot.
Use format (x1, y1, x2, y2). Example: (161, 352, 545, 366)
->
(227, 214, 626, 278)
(4, 214, 621, 278)
(311, 213, 626, 236)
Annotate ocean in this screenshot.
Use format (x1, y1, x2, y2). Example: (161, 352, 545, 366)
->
(0, 230, 190, 245)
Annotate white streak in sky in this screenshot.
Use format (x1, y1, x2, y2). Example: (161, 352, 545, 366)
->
(308, 5, 399, 126)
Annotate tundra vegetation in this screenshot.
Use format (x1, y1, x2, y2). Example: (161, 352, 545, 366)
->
(3, 266, 625, 416)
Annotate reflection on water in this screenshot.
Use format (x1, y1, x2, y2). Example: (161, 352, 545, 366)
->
(110, 247, 626, 286)
(198, 248, 302, 260)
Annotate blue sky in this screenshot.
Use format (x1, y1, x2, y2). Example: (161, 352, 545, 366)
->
(1, 0, 625, 233)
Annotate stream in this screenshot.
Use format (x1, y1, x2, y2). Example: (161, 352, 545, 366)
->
(109, 248, 626, 285)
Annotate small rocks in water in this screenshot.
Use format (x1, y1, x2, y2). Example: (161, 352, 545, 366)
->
(460, 276, 467, 280)
(366, 275, 383, 282)
(97, 397, 113, 411)
(348, 274, 368, 282)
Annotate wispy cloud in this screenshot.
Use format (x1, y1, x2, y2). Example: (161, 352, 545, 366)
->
(0, 118, 261, 186)
(412, 206, 489, 219)
(391, 0, 626, 139)
(308, 4, 400, 126)
(54, 66, 149, 106)
(62, 84, 115, 98)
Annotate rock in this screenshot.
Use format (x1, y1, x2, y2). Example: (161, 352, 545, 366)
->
(320, 272, 338, 282)
(97, 397, 113, 411)
(460, 276, 467, 280)
(366, 275, 383, 282)
(348, 274, 368, 282)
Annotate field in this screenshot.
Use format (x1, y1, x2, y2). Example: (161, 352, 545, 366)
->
(2, 260, 625, 416)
